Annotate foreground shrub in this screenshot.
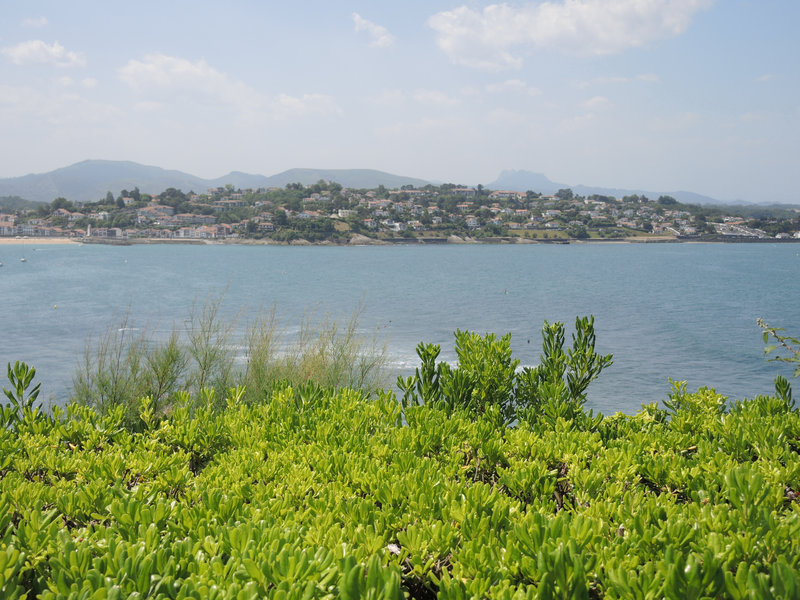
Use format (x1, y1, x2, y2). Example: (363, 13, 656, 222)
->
(759, 317, 800, 378)
(243, 307, 389, 403)
(2, 358, 800, 598)
(71, 300, 388, 426)
(397, 316, 612, 428)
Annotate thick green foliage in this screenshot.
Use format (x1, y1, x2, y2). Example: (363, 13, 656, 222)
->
(2, 362, 42, 429)
(2, 360, 800, 598)
(72, 303, 389, 428)
(398, 332, 520, 423)
(516, 316, 612, 429)
(398, 316, 612, 427)
(3, 321, 799, 598)
(759, 318, 800, 378)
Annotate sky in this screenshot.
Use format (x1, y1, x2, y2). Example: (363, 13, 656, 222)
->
(1, 0, 798, 203)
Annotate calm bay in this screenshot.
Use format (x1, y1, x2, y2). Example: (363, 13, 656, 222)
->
(1, 241, 797, 415)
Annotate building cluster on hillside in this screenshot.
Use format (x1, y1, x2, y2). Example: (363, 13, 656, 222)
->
(2, 184, 799, 242)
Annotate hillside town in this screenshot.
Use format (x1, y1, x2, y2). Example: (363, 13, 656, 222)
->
(1, 182, 799, 243)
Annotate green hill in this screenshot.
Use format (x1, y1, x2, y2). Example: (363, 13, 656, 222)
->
(0, 161, 432, 204)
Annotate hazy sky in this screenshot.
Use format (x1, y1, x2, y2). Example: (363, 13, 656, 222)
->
(1, 1, 798, 203)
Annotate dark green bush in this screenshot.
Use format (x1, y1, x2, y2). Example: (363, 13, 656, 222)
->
(399, 316, 612, 429)
(4, 320, 800, 598)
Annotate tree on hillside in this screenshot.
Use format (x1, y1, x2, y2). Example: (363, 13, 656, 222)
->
(310, 179, 330, 194)
(1, 196, 39, 213)
(51, 197, 74, 212)
(160, 188, 189, 212)
(273, 210, 288, 227)
(566, 223, 589, 239)
(624, 194, 650, 203)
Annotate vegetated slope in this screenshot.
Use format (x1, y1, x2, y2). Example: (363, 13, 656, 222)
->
(2, 381, 799, 598)
(0, 160, 433, 204)
(261, 168, 431, 190)
(0, 160, 213, 203)
(0, 195, 41, 211)
(487, 169, 724, 205)
(486, 170, 568, 195)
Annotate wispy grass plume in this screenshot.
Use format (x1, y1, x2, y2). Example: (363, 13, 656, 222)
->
(71, 297, 389, 423)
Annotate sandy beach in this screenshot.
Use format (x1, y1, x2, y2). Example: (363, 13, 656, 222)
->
(0, 237, 79, 245)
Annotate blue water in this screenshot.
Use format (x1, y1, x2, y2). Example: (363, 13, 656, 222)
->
(1, 242, 797, 414)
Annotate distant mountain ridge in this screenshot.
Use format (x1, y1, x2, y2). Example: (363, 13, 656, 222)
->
(0, 160, 432, 203)
(487, 169, 728, 205)
(0, 160, 730, 206)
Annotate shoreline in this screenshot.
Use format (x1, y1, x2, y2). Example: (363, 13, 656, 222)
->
(1, 234, 798, 247)
(0, 237, 80, 245)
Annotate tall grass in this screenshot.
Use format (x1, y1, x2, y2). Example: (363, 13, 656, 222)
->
(243, 307, 389, 401)
(184, 295, 238, 402)
(71, 298, 389, 423)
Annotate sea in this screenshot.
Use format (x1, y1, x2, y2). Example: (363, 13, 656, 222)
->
(1, 241, 797, 415)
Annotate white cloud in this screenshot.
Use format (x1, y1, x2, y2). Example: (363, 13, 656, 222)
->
(367, 89, 408, 107)
(119, 54, 341, 121)
(119, 54, 234, 94)
(133, 101, 163, 113)
(560, 112, 596, 131)
(460, 86, 482, 97)
(22, 17, 48, 28)
(428, 5, 525, 70)
(756, 73, 774, 82)
(271, 94, 342, 119)
(738, 112, 765, 122)
(57, 76, 96, 90)
(2, 39, 85, 67)
(648, 111, 700, 132)
(577, 73, 660, 88)
(377, 116, 462, 136)
(118, 53, 262, 116)
(429, 0, 715, 69)
(577, 76, 628, 89)
(486, 108, 530, 125)
(366, 88, 459, 108)
(486, 79, 542, 96)
(0, 85, 38, 113)
(583, 95, 612, 110)
(352, 13, 395, 48)
(0, 83, 120, 126)
(637, 73, 661, 83)
(412, 89, 460, 107)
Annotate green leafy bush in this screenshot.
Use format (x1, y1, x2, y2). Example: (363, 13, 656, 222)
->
(398, 316, 612, 429)
(2, 361, 41, 428)
(72, 300, 388, 427)
(759, 318, 800, 378)
(516, 316, 612, 429)
(4, 321, 800, 598)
